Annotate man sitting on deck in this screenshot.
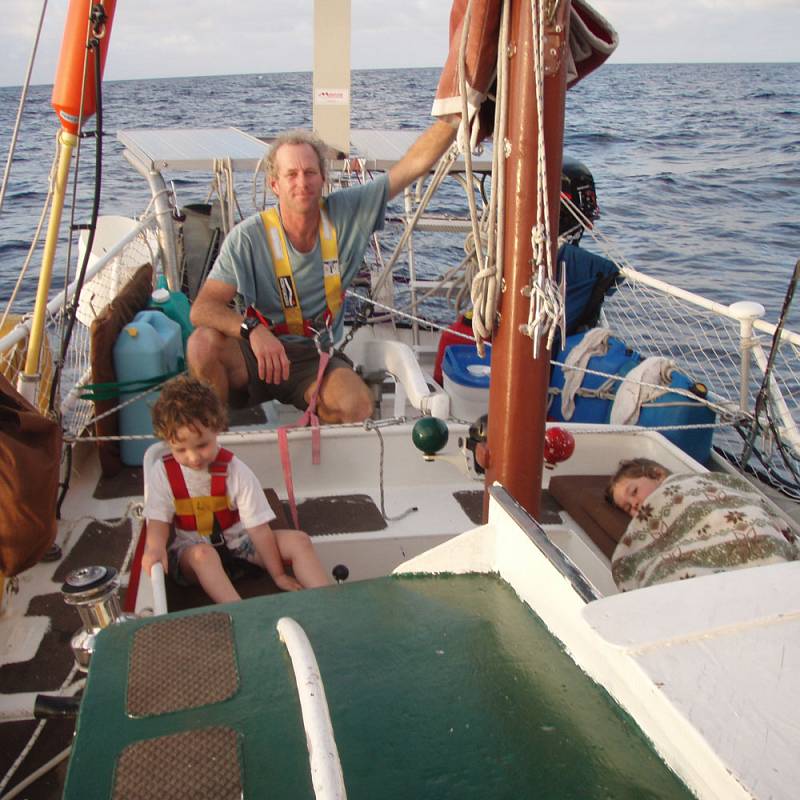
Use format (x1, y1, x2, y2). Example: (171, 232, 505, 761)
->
(188, 122, 457, 423)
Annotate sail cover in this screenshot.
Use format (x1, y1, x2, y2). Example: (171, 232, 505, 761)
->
(432, 0, 618, 132)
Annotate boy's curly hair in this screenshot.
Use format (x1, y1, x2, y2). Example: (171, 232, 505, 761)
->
(151, 375, 227, 442)
(605, 458, 670, 507)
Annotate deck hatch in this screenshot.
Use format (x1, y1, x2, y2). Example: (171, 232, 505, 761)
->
(127, 612, 238, 716)
(112, 725, 242, 800)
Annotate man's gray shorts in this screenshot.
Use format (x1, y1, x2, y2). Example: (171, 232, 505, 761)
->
(230, 337, 354, 410)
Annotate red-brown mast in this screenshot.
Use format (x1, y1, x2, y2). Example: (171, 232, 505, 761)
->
(484, 0, 569, 519)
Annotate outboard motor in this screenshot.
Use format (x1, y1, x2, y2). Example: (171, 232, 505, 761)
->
(61, 565, 134, 670)
(559, 157, 600, 243)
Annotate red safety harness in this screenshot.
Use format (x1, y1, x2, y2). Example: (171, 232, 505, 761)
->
(245, 305, 336, 339)
(163, 448, 240, 536)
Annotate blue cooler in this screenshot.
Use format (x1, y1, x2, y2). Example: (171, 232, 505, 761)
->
(113, 309, 183, 465)
(549, 335, 637, 423)
(639, 373, 715, 465)
(442, 344, 491, 421)
(549, 331, 716, 464)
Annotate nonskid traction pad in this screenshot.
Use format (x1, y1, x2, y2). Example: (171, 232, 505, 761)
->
(112, 725, 242, 800)
(127, 612, 238, 717)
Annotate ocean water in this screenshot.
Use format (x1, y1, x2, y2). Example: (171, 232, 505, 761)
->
(0, 63, 798, 326)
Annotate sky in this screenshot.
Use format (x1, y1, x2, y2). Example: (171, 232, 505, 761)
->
(1, 0, 798, 88)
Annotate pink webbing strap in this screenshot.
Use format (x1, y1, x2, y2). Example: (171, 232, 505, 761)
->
(277, 351, 331, 529)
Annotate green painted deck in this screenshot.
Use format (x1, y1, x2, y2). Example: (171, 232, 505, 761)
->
(65, 574, 693, 799)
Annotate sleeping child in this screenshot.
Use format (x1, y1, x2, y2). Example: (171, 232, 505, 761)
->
(606, 458, 798, 591)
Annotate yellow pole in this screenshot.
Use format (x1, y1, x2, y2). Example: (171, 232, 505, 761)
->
(19, 129, 77, 402)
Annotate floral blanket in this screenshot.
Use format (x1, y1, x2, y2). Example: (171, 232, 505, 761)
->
(611, 472, 798, 591)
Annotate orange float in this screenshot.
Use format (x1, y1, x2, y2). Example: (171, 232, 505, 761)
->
(51, 0, 117, 133)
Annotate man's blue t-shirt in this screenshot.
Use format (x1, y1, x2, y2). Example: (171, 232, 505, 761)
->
(208, 174, 390, 343)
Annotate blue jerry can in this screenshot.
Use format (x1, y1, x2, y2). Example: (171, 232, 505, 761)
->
(113, 309, 183, 465)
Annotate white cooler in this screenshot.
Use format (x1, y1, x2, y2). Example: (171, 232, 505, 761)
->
(442, 344, 491, 421)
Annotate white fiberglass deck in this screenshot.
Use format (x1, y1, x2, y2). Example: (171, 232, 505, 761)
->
(582, 560, 800, 800)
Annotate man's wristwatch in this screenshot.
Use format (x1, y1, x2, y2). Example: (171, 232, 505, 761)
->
(240, 316, 261, 340)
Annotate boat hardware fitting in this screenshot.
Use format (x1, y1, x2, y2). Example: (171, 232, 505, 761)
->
(61, 565, 135, 670)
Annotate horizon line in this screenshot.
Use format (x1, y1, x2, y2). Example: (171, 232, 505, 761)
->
(1, 60, 798, 90)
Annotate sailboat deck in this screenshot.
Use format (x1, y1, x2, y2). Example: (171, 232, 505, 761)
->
(65, 574, 692, 799)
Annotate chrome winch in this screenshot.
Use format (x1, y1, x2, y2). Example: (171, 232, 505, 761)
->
(61, 565, 134, 670)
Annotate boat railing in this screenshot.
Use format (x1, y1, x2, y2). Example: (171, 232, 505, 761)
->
(277, 617, 348, 800)
(0, 213, 160, 432)
(617, 264, 800, 350)
(604, 263, 800, 468)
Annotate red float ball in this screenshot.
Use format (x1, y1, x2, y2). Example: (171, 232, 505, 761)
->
(543, 427, 575, 468)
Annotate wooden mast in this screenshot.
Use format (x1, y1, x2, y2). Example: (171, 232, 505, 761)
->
(484, 0, 569, 519)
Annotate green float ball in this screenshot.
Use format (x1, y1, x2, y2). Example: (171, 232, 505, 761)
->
(412, 417, 449, 456)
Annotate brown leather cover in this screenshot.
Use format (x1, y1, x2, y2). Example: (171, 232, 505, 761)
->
(548, 474, 630, 559)
(0, 314, 54, 416)
(90, 263, 154, 476)
(0, 374, 62, 576)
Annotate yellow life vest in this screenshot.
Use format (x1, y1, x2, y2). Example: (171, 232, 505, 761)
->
(260, 204, 342, 336)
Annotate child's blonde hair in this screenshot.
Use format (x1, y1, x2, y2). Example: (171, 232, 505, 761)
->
(605, 458, 670, 508)
(151, 375, 227, 442)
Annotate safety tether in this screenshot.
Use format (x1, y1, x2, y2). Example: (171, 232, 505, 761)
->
(277, 342, 331, 529)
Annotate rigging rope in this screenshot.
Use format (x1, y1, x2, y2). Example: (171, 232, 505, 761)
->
(741, 258, 800, 471)
(210, 157, 240, 234)
(469, 0, 511, 351)
(347, 288, 742, 427)
(0, 142, 57, 330)
(0, 662, 79, 796)
(363, 418, 418, 521)
(370, 143, 462, 299)
(0, 0, 49, 217)
(521, 0, 565, 357)
(49, 21, 107, 416)
(456, 0, 488, 338)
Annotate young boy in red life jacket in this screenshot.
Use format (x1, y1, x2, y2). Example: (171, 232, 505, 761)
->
(142, 374, 329, 603)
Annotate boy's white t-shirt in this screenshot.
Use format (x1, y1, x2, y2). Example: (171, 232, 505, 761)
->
(143, 442, 276, 551)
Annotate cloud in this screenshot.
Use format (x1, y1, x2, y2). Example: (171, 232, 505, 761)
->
(590, 0, 799, 62)
(699, 0, 798, 8)
(2, 1, 797, 87)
